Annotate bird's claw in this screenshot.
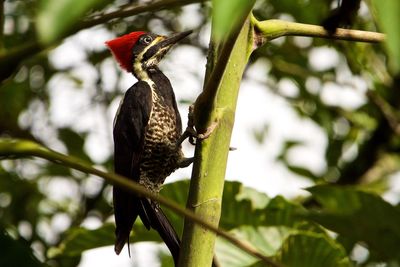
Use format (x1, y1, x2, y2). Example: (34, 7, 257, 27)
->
(176, 104, 218, 148)
(194, 120, 218, 140)
(178, 157, 194, 168)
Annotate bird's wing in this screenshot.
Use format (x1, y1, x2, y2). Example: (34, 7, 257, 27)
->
(113, 81, 152, 254)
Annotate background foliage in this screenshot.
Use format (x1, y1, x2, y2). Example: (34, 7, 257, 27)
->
(1, 0, 400, 266)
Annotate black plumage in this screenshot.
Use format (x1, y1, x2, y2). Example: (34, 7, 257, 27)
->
(322, 0, 361, 33)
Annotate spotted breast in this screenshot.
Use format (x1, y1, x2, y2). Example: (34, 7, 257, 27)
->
(139, 85, 183, 192)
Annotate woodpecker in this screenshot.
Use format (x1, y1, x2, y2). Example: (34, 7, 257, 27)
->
(105, 30, 193, 265)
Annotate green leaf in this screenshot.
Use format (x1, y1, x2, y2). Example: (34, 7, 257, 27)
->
(158, 248, 175, 267)
(371, 0, 400, 73)
(215, 226, 292, 267)
(36, 0, 110, 45)
(216, 225, 351, 267)
(58, 128, 91, 163)
(161, 180, 305, 231)
(286, 164, 320, 181)
(307, 185, 400, 262)
(212, 0, 255, 40)
(48, 224, 114, 258)
(0, 228, 43, 267)
(50, 181, 304, 261)
(276, 232, 352, 267)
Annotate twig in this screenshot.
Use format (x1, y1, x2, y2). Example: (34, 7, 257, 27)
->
(367, 91, 400, 136)
(0, 138, 282, 267)
(253, 18, 385, 46)
(80, 0, 207, 30)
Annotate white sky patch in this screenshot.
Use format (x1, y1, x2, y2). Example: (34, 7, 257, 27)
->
(309, 46, 340, 71)
(227, 78, 319, 197)
(383, 172, 400, 204)
(50, 40, 87, 69)
(320, 81, 367, 109)
(81, 216, 103, 230)
(278, 77, 299, 98)
(51, 213, 71, 234)
(18, 221, 33, 240)
(48, 74, 92, 127)
(100, 58, 119, 92)
(79, 243, 161, 267)
(50, 27, 114, 69)
(178, 4, 204, 29)
(82, 175, 104, 197)
(39, 177, 80, 202)
(74, 27, 115, 52)
(161, 45, 205, 100)
(293, 36, 312, 49)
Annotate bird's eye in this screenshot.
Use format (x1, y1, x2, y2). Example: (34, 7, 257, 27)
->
(142, 36, 152, 44)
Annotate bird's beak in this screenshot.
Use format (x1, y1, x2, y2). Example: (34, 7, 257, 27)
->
(143, 30, 192, 62)
(158, 30, 193, 49)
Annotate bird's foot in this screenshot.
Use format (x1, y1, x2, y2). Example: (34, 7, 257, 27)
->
(176, 104, 218, 148)
(178, 157, 194, 168)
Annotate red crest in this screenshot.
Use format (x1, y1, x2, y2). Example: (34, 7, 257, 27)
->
(105, 31, 146, 72)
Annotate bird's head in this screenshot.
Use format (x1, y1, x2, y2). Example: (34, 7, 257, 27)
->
(105, 31, 192, 77)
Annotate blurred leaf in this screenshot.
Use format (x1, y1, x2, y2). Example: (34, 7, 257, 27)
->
(276, 232, 352, 267)
(158, 248, 175, 267)
(0, 76, 35, 140)
(267, 0, 330, 24)
(212, 0, 255, 40)
(161, 180, 305, 232)
(325, 138, 345, 168)
(307, 185, 400, 262)
(252, 124, 269, 144)
(216, 226, 292, 267)
(44, 163, 72, 177)
(36, 0, 110, 45)
(371, 0, 400, 73)
(0, 167, 44, 226)
(58, 128, 91, 163)
(49, 222, 161, 259)
(48, 224, 114, 258)
(236, 184, 270, 209)
(286, 164, 319, 181)
(0, 228, 43, 267)
(216, 224, 351, 267)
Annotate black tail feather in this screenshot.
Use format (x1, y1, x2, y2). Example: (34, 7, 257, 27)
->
(115, 195, 220, 266)
(140, 198, 181, 265)
(113, 186, 139, 255)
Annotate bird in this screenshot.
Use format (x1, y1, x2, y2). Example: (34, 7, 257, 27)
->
(105, 30, 193, 265)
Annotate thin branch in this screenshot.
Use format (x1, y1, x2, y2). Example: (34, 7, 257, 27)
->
(367, 90, 400, 136)
(80, 0, 207, 30)
(0, 138, 282, 267)
(253, 18, 385, 46)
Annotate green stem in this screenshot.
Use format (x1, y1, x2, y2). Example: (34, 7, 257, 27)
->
(178, 5, 277, 267)
(0, 138, 279, 266)
(252, 16, 385, 44)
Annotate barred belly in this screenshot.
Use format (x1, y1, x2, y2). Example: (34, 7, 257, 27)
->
(139, 93, 182, 192)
